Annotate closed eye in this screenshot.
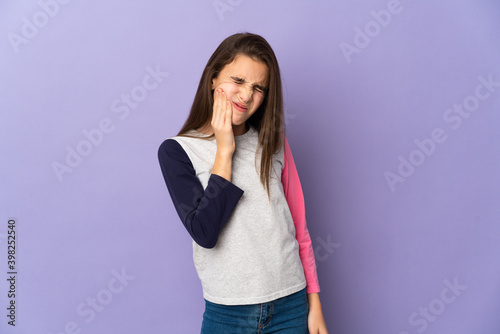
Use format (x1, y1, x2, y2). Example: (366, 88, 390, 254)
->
(231, 76, 244, 84)
(254, 86, 266, 93)
(231, 76, 267, 93)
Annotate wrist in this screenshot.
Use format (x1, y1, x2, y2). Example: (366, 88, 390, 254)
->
(307, 293, 323, 311)
(216, 149, 234, 158)
(212, 151, 233, 182)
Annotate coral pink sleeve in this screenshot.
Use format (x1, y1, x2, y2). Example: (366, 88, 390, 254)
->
(281, 135, 320, 294)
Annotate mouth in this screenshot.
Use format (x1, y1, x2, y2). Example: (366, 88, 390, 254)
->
(232, 102, 248, 113)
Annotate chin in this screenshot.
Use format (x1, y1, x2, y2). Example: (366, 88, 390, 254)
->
(231, 117, 246, 125)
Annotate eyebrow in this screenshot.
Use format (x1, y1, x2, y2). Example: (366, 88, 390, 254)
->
(230, 76, 268, 91)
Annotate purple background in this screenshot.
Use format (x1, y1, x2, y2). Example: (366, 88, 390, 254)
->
(1, 0, 500, 333)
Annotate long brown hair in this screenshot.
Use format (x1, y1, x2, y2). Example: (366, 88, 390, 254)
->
(177, 32, 285, 200)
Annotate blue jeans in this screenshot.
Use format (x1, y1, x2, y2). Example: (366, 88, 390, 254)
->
(200, 288, 308, 334)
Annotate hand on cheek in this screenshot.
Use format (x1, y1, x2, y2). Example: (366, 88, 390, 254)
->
(211, 88, 235, 155)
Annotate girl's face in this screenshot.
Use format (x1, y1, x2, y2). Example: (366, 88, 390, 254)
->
(211, 54, 269, 129)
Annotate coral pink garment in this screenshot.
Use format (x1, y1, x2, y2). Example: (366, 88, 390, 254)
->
(281, 135, 320, 294)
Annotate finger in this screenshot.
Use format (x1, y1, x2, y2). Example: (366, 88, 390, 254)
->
(212, 89, 222, 127)
(216, 90, 226, 128)
(225, 100, 232, 128)
(218, 90, 228, 126)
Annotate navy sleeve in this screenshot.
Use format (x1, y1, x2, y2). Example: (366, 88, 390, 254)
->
(157, 138, 244, 248)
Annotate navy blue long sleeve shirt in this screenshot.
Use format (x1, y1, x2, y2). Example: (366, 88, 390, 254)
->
(158, 138, 244, 248)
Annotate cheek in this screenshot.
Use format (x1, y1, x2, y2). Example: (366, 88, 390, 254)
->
(218, 82, 238, 95)
(254, 94, 265, 108)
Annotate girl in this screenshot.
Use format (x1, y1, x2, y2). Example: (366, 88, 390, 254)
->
(158, 32, 328, 333)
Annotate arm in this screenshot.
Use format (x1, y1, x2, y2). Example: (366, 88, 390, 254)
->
(158, 139, 244, 248)
(281, 135, 320, 293)
(281, 135, 328, 334)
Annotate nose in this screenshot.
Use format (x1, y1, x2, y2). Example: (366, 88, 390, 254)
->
(238, 84, 253, 103)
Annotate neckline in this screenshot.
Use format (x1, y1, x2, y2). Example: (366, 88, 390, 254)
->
(193, 124, 254, 139)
